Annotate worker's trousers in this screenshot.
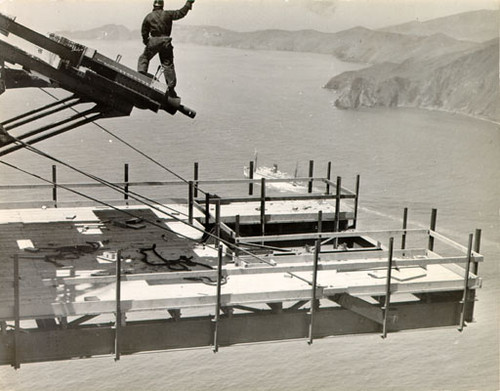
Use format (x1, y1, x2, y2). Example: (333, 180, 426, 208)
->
(137, 36, 176, 90)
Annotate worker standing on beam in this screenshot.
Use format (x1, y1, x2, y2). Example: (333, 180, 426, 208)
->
(137, 0, 195, 98)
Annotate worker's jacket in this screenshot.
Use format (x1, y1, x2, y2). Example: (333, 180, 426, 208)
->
(141, 2, 192, 43)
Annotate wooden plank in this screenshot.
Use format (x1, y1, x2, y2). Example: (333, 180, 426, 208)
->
(0, 177, 352, 190)
(239, 229, 428, 243)
(43, 253, 483, 287)
(323, 178, 356, 196)
(430, 230, 482, 256)
(2, 270, 480, 321)
(0, 287, 316, 319)
(213, 194, 355, 204)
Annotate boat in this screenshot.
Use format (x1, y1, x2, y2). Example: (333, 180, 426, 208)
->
(243, 153, 306, 192)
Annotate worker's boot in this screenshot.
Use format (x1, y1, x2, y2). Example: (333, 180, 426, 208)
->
(168, 88, 178, 98)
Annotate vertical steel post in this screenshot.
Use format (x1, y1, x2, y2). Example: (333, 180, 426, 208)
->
(352, 174, 360, 229)
(215, 199, 221, 248)
(188, 181, 194, 225)
(260, 177, 266, 238)
(382, 237, 394, 339)
(213, 244, 224, 352)
(401, 207, 408, 250)
(473, 228, 481, 275)
(114, 251, 122, 361)
(459, 233, 474, 332)
(308, 239, 321, 345)
(317, 210, 323, 235)
(334, 176, 341, 248)
(248, 161, 254, 195)
(205, 192, 210, 228)
(52, 164, 57, 208)
(193, 162, 199, 198)
(13, 254, 20, 369)
(326, 161, 331, 194)
(124, 163, 129, 203)
(234, 215, 240, 258)
(308, 160, 314, 193)
(428, 208, 437, 251)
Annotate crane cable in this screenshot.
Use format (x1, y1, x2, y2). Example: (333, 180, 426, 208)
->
(0, 87, 277, 265)
(0, 157, 277, 267)
(38, 88, 208, 196)
(19, 137, 191, 219)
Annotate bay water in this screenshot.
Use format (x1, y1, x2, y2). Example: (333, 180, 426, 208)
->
(0, 42, 498, 390)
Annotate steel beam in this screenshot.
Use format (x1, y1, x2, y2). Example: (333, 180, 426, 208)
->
(382, 237, 394, 338)
(329, 294, 383, 324)
(0, 296, 468, 366)
(458, 234, 473, 332)
(212, 245, 223, 352)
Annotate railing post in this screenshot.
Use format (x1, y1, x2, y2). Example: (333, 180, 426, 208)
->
(234, 215, 240, 258)
(428, 208, 437, 251)
(193, 162, 199, 198)
(352, 174, 360, 229)
(213, 244, 224, 352)
(459, 233, 474, 332)
(260, 177, 266, 238)
(215, 198, 221, 247)
(248, 161, 254, 195)
(473, 228, 481, 275)
(188, 181, 194, 225)
(205, 193, 210, 228)
(308, 238, 321, 345)
(334, 176, 341, 248)
(325, 161, 331, 194)
(124, 163, 129, 204)
(401, 207, 408, 250)
(308, 160, 314, 193)
(52, 164, 57, 208)
(381, 237, 394, 339)
(317, 210, 323, 235)
(114, 250, 122, 361)
(13, 254, 20, 369)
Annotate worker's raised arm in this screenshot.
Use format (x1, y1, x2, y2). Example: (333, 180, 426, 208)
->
(168, 0, 195, 21)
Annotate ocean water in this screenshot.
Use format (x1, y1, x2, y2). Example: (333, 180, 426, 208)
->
(0, 42, 498, 390)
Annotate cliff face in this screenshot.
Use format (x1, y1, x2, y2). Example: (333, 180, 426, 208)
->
(326, 40, 500, 121)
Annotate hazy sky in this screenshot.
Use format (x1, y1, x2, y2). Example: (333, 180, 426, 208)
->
(0, 0, 498, 33)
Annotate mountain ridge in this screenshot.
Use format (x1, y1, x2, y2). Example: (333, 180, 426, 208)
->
(56, 10, 499, 121)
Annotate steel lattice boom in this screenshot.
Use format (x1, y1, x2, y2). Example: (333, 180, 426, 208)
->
(0, 13, 195, 156)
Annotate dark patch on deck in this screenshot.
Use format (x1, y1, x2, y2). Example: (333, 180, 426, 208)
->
(0, 208, 213, 317)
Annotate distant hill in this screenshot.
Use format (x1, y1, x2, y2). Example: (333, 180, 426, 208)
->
(380, 9, 499, 42)
(57, 20, 481, 65)
(57, 10, 499, 121)
(171, 25, 480, 65)
(58, 24, 135, 40)
(325, 39, 500, 121)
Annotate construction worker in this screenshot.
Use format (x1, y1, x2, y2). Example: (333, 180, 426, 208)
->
(137, 0, 195, 98)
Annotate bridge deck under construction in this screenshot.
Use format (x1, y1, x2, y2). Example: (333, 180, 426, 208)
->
(0, 173, 483, 368)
